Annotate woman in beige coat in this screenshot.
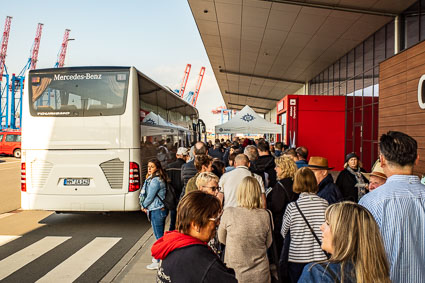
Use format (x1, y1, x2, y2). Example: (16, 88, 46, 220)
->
(218, 176, 272, 283)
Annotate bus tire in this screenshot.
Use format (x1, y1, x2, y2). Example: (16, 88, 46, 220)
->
(13, 148, 21, 158)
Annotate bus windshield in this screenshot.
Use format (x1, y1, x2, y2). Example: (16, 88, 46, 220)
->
(28, 68, 130, 117)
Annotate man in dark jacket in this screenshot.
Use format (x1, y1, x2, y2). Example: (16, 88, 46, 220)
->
(251, 141, 277, 188)
(307, 156, 342, 204)
(295, 146, 309, 168)
(166, 147, 188, 230)
(181, 141, 207, 191)
(274, 142, 284, 157)
(209, 142, 224, 160)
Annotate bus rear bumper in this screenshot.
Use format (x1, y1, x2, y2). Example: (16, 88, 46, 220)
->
(21, 191, 141, 212)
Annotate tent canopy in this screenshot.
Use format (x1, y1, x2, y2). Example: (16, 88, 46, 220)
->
(215, 105, 281, 134)
(141, 111, 188, 136)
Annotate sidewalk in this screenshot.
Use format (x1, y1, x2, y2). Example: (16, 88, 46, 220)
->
(101, 220, 169, 283)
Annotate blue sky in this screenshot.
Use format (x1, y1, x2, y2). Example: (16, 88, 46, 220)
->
(0, 0, 225, 130)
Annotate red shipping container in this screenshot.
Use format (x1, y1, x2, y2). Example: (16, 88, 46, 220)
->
(277, 95, 346, 171)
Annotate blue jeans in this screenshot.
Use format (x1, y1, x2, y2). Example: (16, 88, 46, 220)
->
(169, 209, 177, 231)
(150, 208, 168, 240)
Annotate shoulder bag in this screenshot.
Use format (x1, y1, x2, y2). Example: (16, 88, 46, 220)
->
(294, 202, 330, 259)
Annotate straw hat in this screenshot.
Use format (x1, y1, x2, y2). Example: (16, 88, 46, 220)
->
(362, 160, 387, 181)
(307, 156, 334, 170)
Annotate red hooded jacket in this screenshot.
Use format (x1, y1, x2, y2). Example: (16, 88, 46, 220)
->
(151, 230, 206, 260)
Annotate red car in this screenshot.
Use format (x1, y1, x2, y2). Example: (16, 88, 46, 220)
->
(0, 131, 21, 158)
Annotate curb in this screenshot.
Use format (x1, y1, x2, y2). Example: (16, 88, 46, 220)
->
(100, 227, 155, 283)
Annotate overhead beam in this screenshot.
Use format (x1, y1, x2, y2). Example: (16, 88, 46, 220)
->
(225, 90, 280, 102)
(263, 0, 397, 17)
(220, 69, 304, 85)
(230, 107, 269, 114)
(227, 102, 271, 112)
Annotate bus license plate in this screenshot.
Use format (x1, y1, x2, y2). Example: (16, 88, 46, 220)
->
(64, 178, 90, 186)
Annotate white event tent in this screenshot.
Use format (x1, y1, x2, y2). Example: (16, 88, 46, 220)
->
(215, 105, 281, 134)
(141, 111, 188, 136)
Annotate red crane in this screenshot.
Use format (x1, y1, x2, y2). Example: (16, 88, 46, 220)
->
(178, 64, 191, 98)
(191, 67, 205, 107)
(30, 23, 43, 70)
(0, 16, 12, 81)
(55, 29, 71, 68)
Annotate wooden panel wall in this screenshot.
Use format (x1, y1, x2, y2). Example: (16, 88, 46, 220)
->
(379, 40, 425, 176)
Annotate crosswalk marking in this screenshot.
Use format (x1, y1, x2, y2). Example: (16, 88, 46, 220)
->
(36, 237, 121, 283)
(0, 235, 21, 247)
(0, 236, 71, 280)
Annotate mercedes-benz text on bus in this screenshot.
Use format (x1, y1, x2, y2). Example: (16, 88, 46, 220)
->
(21, 66, 199, 211)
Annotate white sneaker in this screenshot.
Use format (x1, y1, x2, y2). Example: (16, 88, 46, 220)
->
(146, 261, 159, 270)
(152, 257, 157, 263)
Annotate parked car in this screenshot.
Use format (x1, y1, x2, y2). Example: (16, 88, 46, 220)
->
(0, 131, 21, 158)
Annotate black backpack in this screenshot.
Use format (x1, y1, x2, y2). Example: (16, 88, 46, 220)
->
(156, 182, 178, 211)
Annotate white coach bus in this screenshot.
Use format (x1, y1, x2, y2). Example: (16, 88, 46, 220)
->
(21, 66, 200, 211)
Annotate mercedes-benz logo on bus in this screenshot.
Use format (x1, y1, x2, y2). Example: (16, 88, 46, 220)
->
(219, 128, 223, 132)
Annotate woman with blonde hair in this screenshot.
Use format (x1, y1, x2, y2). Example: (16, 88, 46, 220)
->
(218, 176, 272, 283)
(196, 171, 222, 255)
(267, 156, 299, 254)
(196, 172, 220, 197)
(299, 201, 390, 283)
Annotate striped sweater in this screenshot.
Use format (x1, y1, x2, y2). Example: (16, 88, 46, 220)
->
(281, 193, 328, 263)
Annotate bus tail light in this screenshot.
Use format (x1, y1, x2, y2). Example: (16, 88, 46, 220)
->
(21, 162, 26, 192)
(129, 162, 140, 192)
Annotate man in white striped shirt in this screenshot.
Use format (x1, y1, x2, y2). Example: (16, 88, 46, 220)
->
(359, 131, 425, 283)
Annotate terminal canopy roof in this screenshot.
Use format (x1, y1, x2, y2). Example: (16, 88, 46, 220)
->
(215, 105, 281, 134)
(188, 0, 416, 113)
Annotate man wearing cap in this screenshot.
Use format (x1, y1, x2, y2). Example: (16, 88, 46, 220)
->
(308, 157, 343, 205)
(362, 160, 387, 191)
(166, 147, 189, 231)
(359, 131, 425, 282)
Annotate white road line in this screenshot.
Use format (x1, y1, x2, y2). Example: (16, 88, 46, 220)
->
(0, 213, 14, 219)
(0, 235, 21, 247)
(0, 236, 71, 280)
(36, 237, 121, 283)
(0, 160, 20, 165)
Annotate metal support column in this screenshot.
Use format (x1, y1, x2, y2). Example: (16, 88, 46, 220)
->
(10, 74, 16, 129)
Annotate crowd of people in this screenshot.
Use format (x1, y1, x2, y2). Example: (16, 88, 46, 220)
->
(139, 132, 424, 283)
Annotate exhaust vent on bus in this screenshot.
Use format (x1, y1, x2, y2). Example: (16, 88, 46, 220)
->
(100, 158, 124, 190)
(31, 160, 54, 189)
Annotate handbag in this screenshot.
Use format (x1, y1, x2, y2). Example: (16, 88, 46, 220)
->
(266, 209, 282, 283)
(294, 202, 330, 259)
(279, 230, 291, 283)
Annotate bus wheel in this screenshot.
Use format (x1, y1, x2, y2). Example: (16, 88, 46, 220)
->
(13, 149, 21, 158)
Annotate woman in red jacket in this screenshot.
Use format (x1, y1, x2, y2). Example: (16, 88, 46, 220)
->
(151, 191, 237, 283)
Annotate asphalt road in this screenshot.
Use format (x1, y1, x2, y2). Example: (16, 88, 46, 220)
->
(0, 211, 150, 283)
(0, 156, 20, 214)
(0, 157, 151, 282)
